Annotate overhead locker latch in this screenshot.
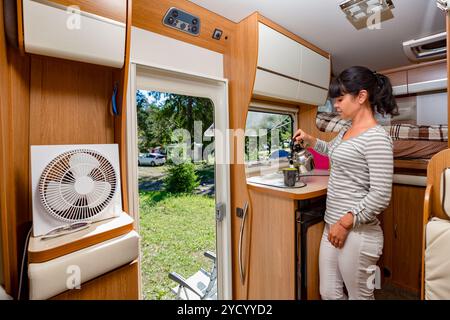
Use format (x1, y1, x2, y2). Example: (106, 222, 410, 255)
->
(216, 202, 225, 222)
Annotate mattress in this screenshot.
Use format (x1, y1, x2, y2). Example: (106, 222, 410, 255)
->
(394, 140, 447, 159)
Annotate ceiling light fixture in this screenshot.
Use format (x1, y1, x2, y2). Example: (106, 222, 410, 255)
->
(339, 0, 394, 22)
(436, 0, 449, 12)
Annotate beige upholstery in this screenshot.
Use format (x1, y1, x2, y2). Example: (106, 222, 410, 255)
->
(28, 230, 139, 300)
(421, 149, 450, 300)
(425, 218, 450, 299)
(440, 168, 450, 219)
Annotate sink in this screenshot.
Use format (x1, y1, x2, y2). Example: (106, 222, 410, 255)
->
(247, 169, 329, 188)
(247, 172, 305, 188)
(250, 172, 283, 182)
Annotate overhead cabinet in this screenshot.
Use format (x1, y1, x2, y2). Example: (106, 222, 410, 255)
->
(254, 22, 330, 106)
(257, 23, 301, 80)
(384, 61, 447, 96)
(22, 0, 126, 68)
(300, 45, 330, 90)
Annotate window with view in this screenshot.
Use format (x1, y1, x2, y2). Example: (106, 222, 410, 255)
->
(244, 108, 295, 174)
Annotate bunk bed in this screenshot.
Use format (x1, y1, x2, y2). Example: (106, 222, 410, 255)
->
(316, 112, 448, 164)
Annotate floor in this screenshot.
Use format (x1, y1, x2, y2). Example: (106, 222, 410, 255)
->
(374, 283, 420, 300)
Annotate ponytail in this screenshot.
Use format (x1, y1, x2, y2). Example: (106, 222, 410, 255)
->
(372, 73, 399, 116)
(328, 66, 399, 117)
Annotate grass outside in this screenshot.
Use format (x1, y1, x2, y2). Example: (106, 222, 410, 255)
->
(139, 190, 216, 300)
(138, 163, 215, 194)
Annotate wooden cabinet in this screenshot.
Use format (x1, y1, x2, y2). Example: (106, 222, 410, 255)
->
(301, 217, 324, 300)
(408, 62, 447, 93)
(383, 60, 446, 96)
(52, 261, 139, 300)
(380, 184, 425, 294)
(385, 70, 408, 95)
(45, 0, 127, 23)
(254, 21, 330, 106)
(245, 177, 328, 299)
(247, 190, 297, 299)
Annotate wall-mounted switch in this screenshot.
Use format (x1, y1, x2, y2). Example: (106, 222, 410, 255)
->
(212, 28, 223, 40)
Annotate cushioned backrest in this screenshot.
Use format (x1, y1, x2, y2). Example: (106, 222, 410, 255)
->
(425, 218, 450, 299)
(440, 168, 450, 219)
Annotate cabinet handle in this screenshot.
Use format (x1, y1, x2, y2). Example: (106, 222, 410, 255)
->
(394, 224, 398, 239)
(238, 201, 249, 285)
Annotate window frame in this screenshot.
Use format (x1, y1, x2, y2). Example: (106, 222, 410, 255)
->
(245, 102, 298, 175)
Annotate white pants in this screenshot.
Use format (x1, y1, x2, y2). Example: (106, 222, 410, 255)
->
(319, 222, 384, 300)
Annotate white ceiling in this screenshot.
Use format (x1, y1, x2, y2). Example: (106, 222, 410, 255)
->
(189, 0, 445, 74)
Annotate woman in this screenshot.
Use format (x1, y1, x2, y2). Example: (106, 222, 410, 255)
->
(294, 66, 398, 300)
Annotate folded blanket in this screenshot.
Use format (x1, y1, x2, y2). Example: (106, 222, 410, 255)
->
(385, 124, 448, 142)
(315, 112, 349, 132)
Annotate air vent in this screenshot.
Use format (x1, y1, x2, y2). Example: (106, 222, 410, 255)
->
(403, 32, 446, 62)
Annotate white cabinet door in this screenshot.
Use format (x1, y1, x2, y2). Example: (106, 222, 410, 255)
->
(297, 82, 328, 106)
(23, 0, 125, 68)
(300, 45, 330, 90)
(253, 69, 299, 102)
(392, 85, 408, 96)
(408, 78, 447, 94)
(258, 23, 301, 80)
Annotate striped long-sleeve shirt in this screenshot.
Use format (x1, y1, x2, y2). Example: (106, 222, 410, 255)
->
(314, 125, 393, 227)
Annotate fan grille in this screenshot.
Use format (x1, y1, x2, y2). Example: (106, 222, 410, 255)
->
(39, 149, 117, 222)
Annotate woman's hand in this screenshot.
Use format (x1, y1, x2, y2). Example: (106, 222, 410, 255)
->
(293, 129, 317, 148)
(328, 223, 350, 249)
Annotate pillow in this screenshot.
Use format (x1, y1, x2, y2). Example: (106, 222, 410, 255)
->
(384, 124, 448, 141)
(307, 147, 329, 170)
(440, 168, 450, 219)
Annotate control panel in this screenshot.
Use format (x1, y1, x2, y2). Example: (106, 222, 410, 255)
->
(162, 7, 200, 36)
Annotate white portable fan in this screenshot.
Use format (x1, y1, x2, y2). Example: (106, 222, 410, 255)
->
(31, 144, 122, 237)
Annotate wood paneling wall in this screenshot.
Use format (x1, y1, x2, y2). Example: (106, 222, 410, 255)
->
(0, 0, 11, 290)
(298, 105, 338, 142)
(224, 13, 258, 300)
(132, 0, 235, 54)
(0, 0, 31, 297)
(29, 57, 115, 145)
(48, 0, 127, 23)
(114, 0, 133, 214)
(52, 260, 139, 300)
(51, 261, 139, 300)
(1, 0, 131, 297)
(1, 52, 118, 297)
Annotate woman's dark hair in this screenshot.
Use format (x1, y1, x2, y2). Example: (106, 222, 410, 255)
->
(328, 66, 399, 116)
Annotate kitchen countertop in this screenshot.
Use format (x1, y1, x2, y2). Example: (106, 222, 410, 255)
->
(247, 174, 329, 200)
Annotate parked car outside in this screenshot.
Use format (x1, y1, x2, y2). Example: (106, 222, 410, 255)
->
(269, 149, 290, 160)
(138, 153, 166, 166)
